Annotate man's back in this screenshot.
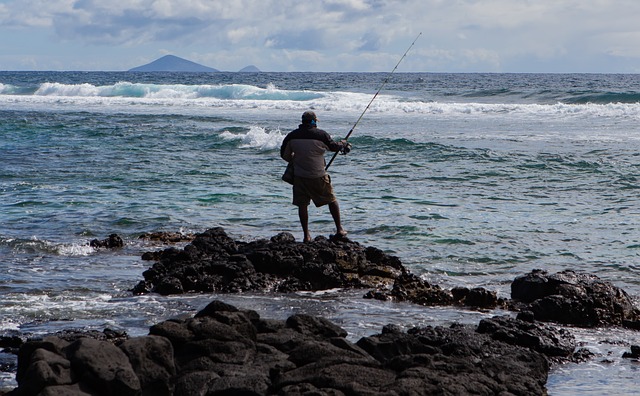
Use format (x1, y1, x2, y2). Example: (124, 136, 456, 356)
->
(280, 125, 340, 178)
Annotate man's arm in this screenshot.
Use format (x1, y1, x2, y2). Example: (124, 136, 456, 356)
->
(321, 130, 346, 153)
(280, 136, 293, 162)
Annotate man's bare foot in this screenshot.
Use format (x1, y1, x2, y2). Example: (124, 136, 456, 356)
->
(333, 228, 347, 239)
(303, 234, 313, 243)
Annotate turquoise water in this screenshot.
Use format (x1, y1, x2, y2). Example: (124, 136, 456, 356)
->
(2, 72, 640, 393)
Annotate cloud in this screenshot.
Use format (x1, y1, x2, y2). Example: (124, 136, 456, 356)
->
(1, 0, 640, 71)
(265, 30, 327, 51)
(357, 32, 382, 52)
(49, 0, 216, 45)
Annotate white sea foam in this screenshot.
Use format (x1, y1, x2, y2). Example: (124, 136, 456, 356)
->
(2, 236, 95, 256)
(40, 237, 95, 257)
(29, 81, 325, 101)
(35, 82, 102, 97)
(56, 243, 95, 256)
(220, 126, 285, 151)
(0, 292, 117, 333)
(4, 85, 640, 121)
(240, 126, 286, 150)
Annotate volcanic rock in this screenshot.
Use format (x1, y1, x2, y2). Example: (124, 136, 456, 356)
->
(511, 269, 640, 327)
(139, 231, 195, 244)
(89, 234, 124, 249)
(132, 227, 406, 295)
(365, 272, 504, 310)
(9, 300, 558, 395)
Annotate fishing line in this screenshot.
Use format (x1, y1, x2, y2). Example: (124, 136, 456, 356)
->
(325, 32, 422, 171)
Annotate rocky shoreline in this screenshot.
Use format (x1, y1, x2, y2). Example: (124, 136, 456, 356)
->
(4, 227, 640, 395)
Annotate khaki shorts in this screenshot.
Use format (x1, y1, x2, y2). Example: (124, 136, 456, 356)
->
(292, 175, 337, 207)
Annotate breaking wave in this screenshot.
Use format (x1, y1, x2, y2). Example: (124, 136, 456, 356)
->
(219, 126, 286, 151)
(32, 82, 324, 101)
(0, 236, 95, 256)
(1, 78, 640, 120)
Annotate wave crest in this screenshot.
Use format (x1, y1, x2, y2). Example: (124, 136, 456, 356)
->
(3, 79, 640, 120)
(32, 82, 325, 101)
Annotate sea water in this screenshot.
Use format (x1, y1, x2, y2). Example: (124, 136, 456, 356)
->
(1, 71, 640, 394)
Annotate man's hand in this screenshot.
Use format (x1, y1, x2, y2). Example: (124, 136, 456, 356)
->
(340, 141, 352, 155)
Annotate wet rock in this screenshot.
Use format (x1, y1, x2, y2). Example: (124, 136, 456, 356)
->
(356, 321, 550, 395)
(365, 273, 453, 306)
(89, 234, 124, 249)
(135, 229, 640, 334)
(622, 345, 640, 359)
(52, 328, 128, 344)
(285, 314, 348, 339)
(452, 286, 501, 308)
(13, 336, 142, 396)
(139, 231, 195, 244)
(64, 338, 141, 395)
(9, 300, 557, 396)
(20, 348, 73, 393)
(476, 315, 576, 358)
(365, 273, 503, 310)
(572, 347, 596, 363)
(119, 336, 176, 396)
(133, 227, 405, 295)
(0, 331, 26, 354)
(511, 269, 640, 327)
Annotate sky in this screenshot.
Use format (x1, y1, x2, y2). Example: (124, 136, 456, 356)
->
(1, 0, 640, 73)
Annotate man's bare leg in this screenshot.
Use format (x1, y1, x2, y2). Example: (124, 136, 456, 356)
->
(329, 201, 347, 237)
(298, 205, 312, 242)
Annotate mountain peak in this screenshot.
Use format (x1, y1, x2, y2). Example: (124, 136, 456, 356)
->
(239, 65, 261, 72)
(128, 55, 219, 72)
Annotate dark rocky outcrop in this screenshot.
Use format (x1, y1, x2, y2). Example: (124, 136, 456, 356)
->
(9, 300, 564, 396)
(90, 234, 124, 249)
(133, 229, 640, 328)
(365, 272, 505, 309)
(11, 228, 640, 394)
(132, 227, 406, 295)
(367, 267, 640, 327)
(13, 227, 640, 396)
(511, 269, 640, 327)
(622, 345, 640, 359)
(477, 315, 575, 359)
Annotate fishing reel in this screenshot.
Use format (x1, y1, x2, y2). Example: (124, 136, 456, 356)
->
(340, 142, 352, 155)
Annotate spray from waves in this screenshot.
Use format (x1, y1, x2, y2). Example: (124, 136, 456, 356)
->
(219, 126, 286, 151)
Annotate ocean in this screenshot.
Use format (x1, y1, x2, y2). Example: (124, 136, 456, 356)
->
(1, 71, 640, 394)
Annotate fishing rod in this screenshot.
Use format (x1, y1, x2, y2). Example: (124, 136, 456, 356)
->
(325, 32, 422, 171)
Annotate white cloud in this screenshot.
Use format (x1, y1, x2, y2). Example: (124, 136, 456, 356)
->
(0, 0, 639, 71)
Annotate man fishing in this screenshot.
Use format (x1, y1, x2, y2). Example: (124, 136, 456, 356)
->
(280, 111, 351, 242)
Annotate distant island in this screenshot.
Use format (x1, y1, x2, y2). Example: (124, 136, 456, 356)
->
(238, 65, 260, 73)
(128, 55, 260, 73)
